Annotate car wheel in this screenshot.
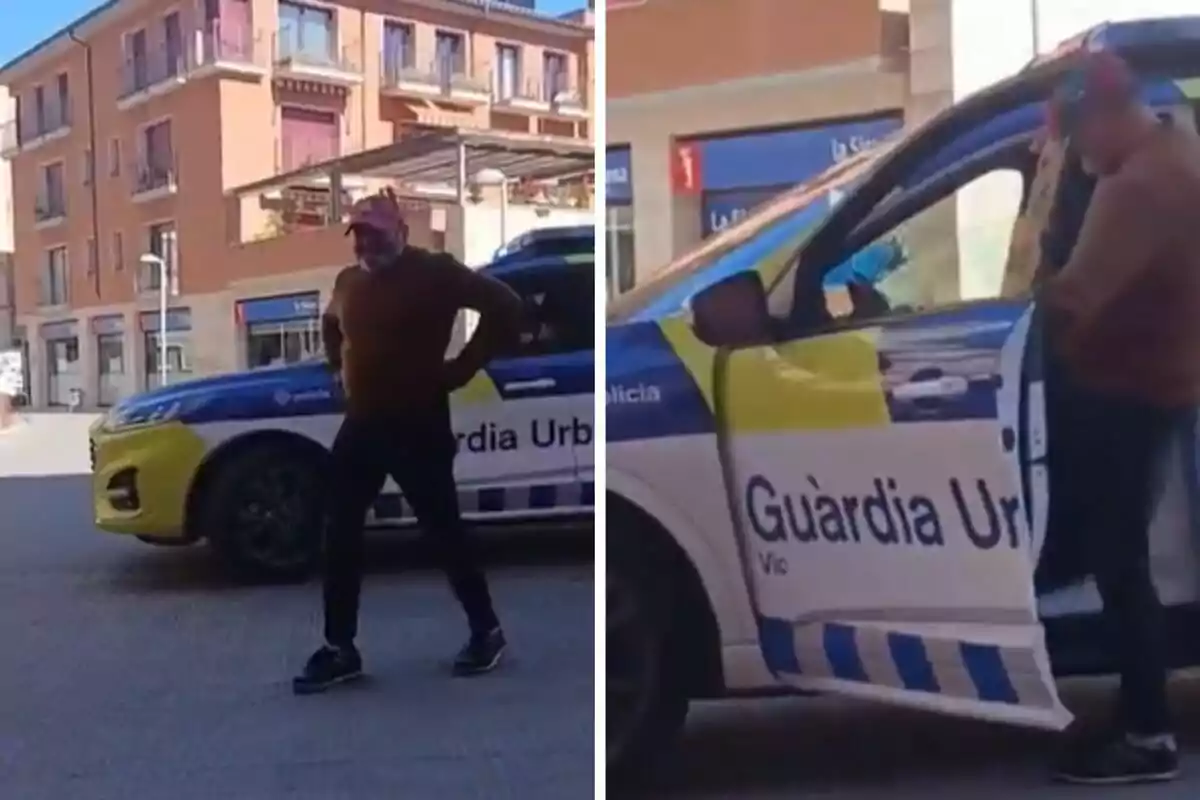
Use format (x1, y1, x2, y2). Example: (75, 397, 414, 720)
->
(607, 529, 689, 789)
(200, 442, 325, 584)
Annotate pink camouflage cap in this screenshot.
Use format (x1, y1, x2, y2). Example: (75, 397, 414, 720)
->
(345, 191, 407, 235)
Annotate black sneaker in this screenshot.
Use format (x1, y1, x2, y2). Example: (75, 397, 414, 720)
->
(452, 628, 506, 676)
(1054, 734, 1180, 785)
(292, 644, 364, 695)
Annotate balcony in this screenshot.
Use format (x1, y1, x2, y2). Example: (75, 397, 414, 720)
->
(117, 24, 266, 110)
(272, 32, 362, 87)
(117, 42, 188, 110)
(191, 21, 268, 80)
(380, 59, 489, 106)
(546, 84, 588, 121)
(131, 155, 179, 203)
(1, 103, 73, 157)
(34, 197, 66, 230)
(492, 77, 551, 115)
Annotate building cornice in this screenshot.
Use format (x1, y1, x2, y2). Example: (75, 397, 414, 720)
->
(608, 57, 896, 111)
(0, 0, 590, 84)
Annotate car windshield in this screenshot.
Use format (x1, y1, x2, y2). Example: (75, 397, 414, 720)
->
(606, 134, 903, 324)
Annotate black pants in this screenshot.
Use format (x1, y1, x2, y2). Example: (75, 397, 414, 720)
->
(322, 413, 499, 646)
(1042, 377, 1187, 735)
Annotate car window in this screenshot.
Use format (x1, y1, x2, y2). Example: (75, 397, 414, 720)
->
(496, 261, 595, 358)
(772, 165, 1028, 327)
(606, 142, 892, 324)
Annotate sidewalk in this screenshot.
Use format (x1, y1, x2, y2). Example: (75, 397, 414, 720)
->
(0, 413, 100, 477)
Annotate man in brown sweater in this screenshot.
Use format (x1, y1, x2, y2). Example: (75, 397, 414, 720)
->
(294, 191, 524, 694)
(1039, 52, 1200, 785)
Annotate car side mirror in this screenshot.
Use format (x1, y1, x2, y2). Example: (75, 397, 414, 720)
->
(690, 270, 772, 347)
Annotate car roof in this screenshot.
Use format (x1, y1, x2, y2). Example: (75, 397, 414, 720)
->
(1027, 16, 1200, 66)
(483, 251, 594, 279)
(493, 225, 592, 258)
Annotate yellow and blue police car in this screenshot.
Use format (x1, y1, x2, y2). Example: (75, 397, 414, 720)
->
(605, 18, 1200, 784)
(89, 242, 594, 581)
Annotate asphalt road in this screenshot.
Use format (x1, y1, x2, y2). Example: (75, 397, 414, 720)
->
(646, 680, 1200, 798)
(0, 415, 594, 799)
(14, 414, 1200, 798)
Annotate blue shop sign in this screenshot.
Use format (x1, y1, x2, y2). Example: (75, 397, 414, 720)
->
(696, 115, 903, 192)
(701, 181, 856, 238)
(140, 308, 192, 333)
(702, 186, 791, 237)
(40, 319, 78, 340)
(607, 146, 632, 205)
(238, 292, 321, 325)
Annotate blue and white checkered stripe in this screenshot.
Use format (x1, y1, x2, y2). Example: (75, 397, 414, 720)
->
(372, 480, 594, 520)
(759, 617, 1059, 716)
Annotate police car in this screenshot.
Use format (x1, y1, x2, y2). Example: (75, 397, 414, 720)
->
(89, 242, 594, 581)
(606, 17, 1200, 784)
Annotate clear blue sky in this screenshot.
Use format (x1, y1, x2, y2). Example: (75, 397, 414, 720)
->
(0, 0, 588, 65)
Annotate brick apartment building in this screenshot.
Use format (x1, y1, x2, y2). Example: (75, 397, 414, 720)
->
(1, 0, 594, 408)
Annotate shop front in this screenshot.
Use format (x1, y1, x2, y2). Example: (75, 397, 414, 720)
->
(606, 146, 636, 298)
(40, 319, 81, 407)
(682, 115, 904, 238)
(236, 292, 323, 370)
(92, 315, 126, 407)
(140, 309, 193, 391)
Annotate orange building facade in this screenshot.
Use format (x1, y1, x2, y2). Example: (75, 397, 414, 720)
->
(1, 0, 594, 407)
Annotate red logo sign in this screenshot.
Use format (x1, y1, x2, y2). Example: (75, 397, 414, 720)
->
(671, 142, 702, 196)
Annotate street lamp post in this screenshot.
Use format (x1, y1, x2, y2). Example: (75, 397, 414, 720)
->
(1030, 0, 1041, 55)
(138, 253, 169, 387)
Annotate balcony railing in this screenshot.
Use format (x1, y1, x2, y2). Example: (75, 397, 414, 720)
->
(194, 19, 261, 68)
(34, 196, 66, 223)
(118, 41, 187, 101)
(547, 80, 586, 117)
(6, 101, 74, 154)
(38, 279, 68, 308)
(493, 77, 547, 108)
(116, 23, 263, 105)
(273, 30, 361, 75)
(132, 153, 178, 198)
(380, 59, 488, 99)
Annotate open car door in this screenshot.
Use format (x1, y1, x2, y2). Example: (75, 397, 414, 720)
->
(703, 22, 1200, 725)
(702, 63, 1080, 731)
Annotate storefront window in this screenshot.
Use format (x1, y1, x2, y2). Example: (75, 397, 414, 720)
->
(690, 117, 903, 243)
(246, 320, 322, 369)
(238, 292, 323, 370)
(606, 205, 635, 298)
(606, 146, 635, 298)
(47, 337, 80, 407)
(96, 333, 125, 407)
(144, 330, 193, 390)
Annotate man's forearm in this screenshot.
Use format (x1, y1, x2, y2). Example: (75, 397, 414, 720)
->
(451, 316, 508, 375)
